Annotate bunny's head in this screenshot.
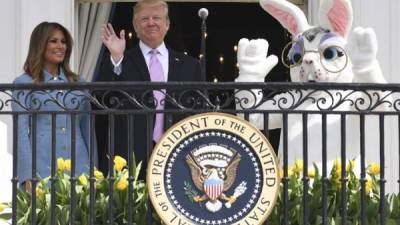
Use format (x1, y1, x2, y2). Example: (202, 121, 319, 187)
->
(260, 0, 354, 83)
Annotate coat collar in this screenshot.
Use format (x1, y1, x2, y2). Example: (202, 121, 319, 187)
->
(129, 44, 183, 82)
(43, 67, 68, 82)
(139, 41, 168, 57)
(131, 46, 151, 81)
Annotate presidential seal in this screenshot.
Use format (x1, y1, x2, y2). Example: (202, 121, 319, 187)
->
(147, 112, 280, 225)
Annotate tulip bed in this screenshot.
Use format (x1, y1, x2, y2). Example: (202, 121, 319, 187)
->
(0, 157, 399, 225)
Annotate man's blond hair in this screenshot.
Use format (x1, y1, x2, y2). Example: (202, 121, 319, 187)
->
(133, 0, 169, 21)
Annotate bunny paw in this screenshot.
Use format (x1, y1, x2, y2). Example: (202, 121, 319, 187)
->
(347, 27, 378, 70)
(236, 38, 278, 82)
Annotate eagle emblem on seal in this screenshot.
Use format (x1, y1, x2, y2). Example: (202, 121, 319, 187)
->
(185, 144, 247, 213)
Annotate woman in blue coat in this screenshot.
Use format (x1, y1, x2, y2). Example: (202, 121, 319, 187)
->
(12, 22, 97, 190)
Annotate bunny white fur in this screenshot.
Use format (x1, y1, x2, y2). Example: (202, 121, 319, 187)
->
(235, 0, 390, 169)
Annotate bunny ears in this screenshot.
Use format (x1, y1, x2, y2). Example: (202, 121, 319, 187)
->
(319, 0, 353, 37)
(259, 0, 309, 35)
(260, 0, 353, 38)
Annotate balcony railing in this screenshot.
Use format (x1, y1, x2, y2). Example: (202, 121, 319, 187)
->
(0, 81, 399, 225)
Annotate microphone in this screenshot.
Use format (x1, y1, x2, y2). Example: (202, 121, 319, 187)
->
(198, 8, 209, 80)
(198, 8, 209, 20)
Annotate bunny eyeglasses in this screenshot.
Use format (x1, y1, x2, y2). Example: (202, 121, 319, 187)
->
(281, 40, 349, 73)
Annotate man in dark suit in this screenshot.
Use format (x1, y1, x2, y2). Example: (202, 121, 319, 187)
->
(96, 0, 204, 176)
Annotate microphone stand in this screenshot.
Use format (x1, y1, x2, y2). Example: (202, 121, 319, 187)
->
(200, 15, 207, 81)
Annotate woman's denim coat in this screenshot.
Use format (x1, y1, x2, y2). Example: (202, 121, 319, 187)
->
(12, 69, 97, 182)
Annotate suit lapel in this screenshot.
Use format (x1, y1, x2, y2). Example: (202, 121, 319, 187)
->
(130, 46, 151, 81)
(130, 46, 182, 82)
(167, 49, 182, 82)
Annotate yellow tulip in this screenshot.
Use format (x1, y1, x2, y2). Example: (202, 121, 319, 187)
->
(365, 179, 373, 194)
(368, 163, 380, 176)
(79, 174, 88, 186)
(279, 168, 284, 179)
(57, 158, 65, 171)
(294, 160, 304, 172)
(114, 156, 127, 172)
(346, 160, 355, 172)
(94, 170, 104, 180)
(334, 158, 341, 170)
(36, 187, 45, 199)
(64, 159, 71, 171)
(336, 167, 342, 178)
(308, 168, 315, 178)
(116, 178, 128, 191)
(0, 203, 7, 213)
(288, 166, 294, 177)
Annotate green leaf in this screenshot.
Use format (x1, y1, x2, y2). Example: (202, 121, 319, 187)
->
(0, 212, 12, 221)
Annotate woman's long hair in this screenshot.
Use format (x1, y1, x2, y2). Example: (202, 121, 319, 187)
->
(23, 22, 77, 83)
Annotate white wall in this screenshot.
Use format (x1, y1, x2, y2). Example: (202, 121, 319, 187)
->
(352, 0, 400, 83)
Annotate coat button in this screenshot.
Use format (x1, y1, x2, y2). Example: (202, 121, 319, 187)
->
(61, 127, 66, 132)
